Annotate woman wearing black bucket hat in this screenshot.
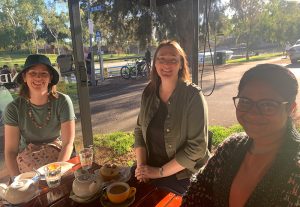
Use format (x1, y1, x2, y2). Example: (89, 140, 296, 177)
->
(3, 54, 76, 177)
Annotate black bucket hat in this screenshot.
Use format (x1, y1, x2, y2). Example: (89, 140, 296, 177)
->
(15, 54, 60, 85)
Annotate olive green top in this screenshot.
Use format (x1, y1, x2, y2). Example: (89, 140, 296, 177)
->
(3, 92, 76, 148)
(134, 80, 210, 179)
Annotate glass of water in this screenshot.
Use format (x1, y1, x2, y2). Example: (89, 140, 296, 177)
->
(44, 163, 61, 188)
(79, 147, 93, 170)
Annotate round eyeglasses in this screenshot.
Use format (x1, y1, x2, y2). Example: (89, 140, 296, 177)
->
(233, 97, 289, 116)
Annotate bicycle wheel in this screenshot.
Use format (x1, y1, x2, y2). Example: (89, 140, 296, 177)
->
(140, 63, 149, 78)
(120, 66, 130, 79)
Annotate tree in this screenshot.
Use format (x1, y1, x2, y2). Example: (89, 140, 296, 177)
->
(42, 11, 70, 55)
(0, 0, 46, 52)
(258, 0, 300, 47)
(229, 0, 264, 60)
(40, 0, 70, 54)
(91, 0, 222, 62)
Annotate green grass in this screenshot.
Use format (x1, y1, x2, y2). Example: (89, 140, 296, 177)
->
(227, 52, 282, 64)
(0, 53, 139, 68)
(0, 53, 58, 69)
(209, 124, 244, 146)
(93, 132, 134, 155)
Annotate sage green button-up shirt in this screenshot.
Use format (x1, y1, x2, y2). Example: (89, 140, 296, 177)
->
(134, 80, 210, 179)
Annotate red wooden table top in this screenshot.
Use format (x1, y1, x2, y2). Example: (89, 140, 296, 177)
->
(5, 157, 182, 207)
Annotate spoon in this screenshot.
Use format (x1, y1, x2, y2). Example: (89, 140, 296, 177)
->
(32, 168, 44, 181)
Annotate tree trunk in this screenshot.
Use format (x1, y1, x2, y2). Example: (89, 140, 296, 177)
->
(56, 37, 60, 55)
(32, 30, 39, 54)
(175, 0, 193, 65)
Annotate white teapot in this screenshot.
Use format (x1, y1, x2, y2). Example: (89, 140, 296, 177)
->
(72, 173, 101, 198)
(0, 179, 38, 205)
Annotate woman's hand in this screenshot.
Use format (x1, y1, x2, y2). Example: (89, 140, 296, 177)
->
(136, 164, 161, 180)
(135, 164, 150, 183)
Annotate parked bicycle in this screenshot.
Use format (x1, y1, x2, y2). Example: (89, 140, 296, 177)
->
(120, 57, 150, 79)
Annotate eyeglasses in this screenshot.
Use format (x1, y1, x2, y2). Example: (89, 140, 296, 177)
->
(27, 71, 50, 78)
(156, 57, 180, 65)
(233, 97, 289, 116)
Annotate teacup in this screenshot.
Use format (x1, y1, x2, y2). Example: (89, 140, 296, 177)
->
(106, 182, 136, 204)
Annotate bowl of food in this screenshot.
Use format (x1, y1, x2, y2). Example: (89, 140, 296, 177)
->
(99, 164, 120, 181)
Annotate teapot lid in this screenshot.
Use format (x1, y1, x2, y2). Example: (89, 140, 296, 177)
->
(77, 173, 95, 183)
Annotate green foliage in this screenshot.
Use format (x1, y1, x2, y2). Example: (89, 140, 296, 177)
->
(93, 132, 134, 155)
(209, 124, 244, 146)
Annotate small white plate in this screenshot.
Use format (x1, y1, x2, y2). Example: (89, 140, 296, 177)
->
(94, 167, 131, 187)
(37, 162, 74, 180)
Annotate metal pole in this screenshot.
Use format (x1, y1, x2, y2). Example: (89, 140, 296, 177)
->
(87, 0, 96, 86)
(68, 0, 93, 147)
(214, 34, 217, 63)
(97, 39, 104, 82)
(191, 0, 199, 84)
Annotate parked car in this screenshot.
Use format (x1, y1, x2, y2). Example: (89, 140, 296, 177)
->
(198, 50, 233, 64)
(287, 43, 300, 64)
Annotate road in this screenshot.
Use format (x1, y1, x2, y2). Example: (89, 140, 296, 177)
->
(83, 56, 298, 135)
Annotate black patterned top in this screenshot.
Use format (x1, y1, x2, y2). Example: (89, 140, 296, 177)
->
(181, 126, 300, 207)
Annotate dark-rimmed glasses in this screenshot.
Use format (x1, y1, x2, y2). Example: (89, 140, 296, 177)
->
(233, 97, 289, 116)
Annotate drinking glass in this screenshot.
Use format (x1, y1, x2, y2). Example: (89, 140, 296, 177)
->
(79, 147, 93, 170)
(44, 163, 61, 188)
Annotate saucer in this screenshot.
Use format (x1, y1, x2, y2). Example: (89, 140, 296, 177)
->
(69, 187, 102, 204)
(100, 195, 135, 207)
(94, 167, 131, 187)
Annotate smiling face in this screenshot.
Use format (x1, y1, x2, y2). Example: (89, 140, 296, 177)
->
(23, 64, 52, 94)
(236, 79, 293, 143)
(154, 45, 181, 83)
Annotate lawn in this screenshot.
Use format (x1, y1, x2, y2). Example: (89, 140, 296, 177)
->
(227, 52, 283, 64)
(0, 53, 58, 69)
(0, 53, 140, 69)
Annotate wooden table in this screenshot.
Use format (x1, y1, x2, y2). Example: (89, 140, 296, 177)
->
(5, 157, 182, 207)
